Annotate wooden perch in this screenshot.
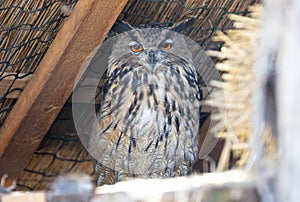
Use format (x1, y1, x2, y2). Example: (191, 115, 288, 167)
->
(0, 0, 128, 179)
(1, 171, 259, 202)
(94, 171, 260, 202)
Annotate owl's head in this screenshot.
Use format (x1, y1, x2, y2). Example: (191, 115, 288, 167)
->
(109, 20, 195, 72)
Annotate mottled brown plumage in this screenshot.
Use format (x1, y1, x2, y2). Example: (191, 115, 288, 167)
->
(89, 21, 202, 186)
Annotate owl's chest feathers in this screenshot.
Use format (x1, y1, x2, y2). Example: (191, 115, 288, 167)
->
(106, 62, 200, 104)
(102, 65, 201, 141)
(96, 64, 201, 175)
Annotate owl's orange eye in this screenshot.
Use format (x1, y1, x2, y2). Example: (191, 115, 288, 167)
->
(130, 42, 143, 53)
(159, 39, 173, 51)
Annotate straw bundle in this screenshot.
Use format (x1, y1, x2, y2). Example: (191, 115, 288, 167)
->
(207, 5, 277, 172)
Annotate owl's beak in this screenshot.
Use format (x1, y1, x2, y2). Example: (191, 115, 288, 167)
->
(149, 50, 157, 66)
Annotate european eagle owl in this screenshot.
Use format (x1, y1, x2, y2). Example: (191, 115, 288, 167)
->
(89, 20, 202, 186)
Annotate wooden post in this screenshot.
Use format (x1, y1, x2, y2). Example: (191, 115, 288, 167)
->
(0, 0, 128, 178)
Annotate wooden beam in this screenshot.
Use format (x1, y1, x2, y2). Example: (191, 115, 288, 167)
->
(1, 171, 259, 202)
(0, 73, 32, 99)
(95, 171, 259, 202)
(0, 0, 128, 178)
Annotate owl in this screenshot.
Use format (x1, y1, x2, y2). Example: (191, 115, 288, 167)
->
(88, 19, 202, 186)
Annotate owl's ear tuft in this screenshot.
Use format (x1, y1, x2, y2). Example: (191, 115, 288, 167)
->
(111, 20, 134, 34)
(170, 18, 195, 33)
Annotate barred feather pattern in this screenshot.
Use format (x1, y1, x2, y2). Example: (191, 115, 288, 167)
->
(89, 28, 202, 185)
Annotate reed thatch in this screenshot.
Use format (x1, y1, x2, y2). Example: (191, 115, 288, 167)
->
(0, 0, 77, 124)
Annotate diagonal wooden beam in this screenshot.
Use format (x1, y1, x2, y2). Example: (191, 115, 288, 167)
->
(0, 0, 128, 178)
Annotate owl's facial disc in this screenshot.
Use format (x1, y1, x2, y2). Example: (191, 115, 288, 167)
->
(147, 38, 173, 68)
(127, 36, 176, 70)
